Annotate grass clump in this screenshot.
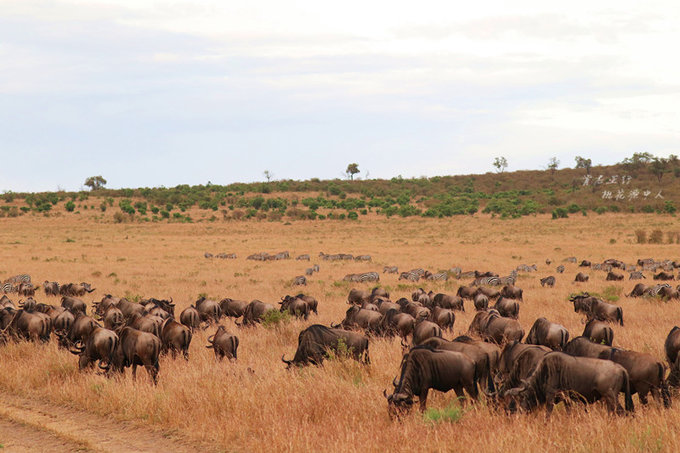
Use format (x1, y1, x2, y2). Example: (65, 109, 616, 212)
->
(261, 309, 291, 328)
(423, 402, 464, 425)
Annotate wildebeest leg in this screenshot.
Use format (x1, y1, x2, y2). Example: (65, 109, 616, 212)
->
(183, 348, 189, 361)
(419, 390, 429, 412)
(171, 348, 177, 360)
(132, 364, 138, 381)
(147, 363, 159, 385)
(638, 388, 649, 405)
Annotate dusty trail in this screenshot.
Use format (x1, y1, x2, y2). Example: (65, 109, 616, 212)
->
(0, 392, 206, 452)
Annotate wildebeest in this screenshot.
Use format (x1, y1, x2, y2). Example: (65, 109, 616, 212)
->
(499, 343, 551, 400)
(475, 287, 501, 299)
(240, 300, 276, 326)
(606, 271, 624, 281)
(348, 288, 370, 305)
(503, 352, 633, 415)
(540, 276, 555, 287)
(103, 306, 125, 331)
(127, 312, 162, 338)
(207, 325, 239, 361)
(379, 309, 415, 339)
(385, 346, 478, 417)
(665, 327, 680, 388)
(498, 341, 551, 384)
(556, 265, 565, 274)
(69, 327, 119, 372)
(295, 294, 318, 314)
(579, 260, 592, 267)
(574, 272, 589, 282)
(194, 297, 222, 325)
(56, 312, 97, 348)
(282, 324, 369, 367)
(473, 293, 489, 311)
(219, 298, 248, 318)
(627, 283, 648, 297)
(340, 305, 383, 333)
(112, 327, 161, 384)
(582, 319, 614, 346)
(279, 295, 310, 320)
(493, 297, 520, 320)
(570, 293, 623, 326)
(429, 306, 455, 331)
(59, 282, 95, 297)
(500, 285, 523, 301)
(412, 319, 443, 346)
(629, 271, 645, 280)
(525, 317, 569, 350)
(160, 318, 192, 360)
(0, 307, 51, 342)
(432, 293, 464, 311)
(456, 286, 477, 300)
(179, 305, 200, 331)
(61, 296, 87, 315)
(468, 311, 524, 344)
(43, 281, 60, 296)
(654, 271, 675, 281)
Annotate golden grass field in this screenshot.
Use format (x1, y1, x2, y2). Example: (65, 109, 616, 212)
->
(1, 210, 680, 452)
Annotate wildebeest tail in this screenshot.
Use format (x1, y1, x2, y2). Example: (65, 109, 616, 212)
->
(605, 328, 613, 347)
(659, 362, 672, 408)
(617, 307, 624, 326)
(486, 365, 495, 394)
(623, 371, 634, 413)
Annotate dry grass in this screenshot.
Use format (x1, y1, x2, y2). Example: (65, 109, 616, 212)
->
(1, 213, 680, 452)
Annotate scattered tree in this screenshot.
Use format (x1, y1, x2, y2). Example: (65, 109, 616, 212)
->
(574, 156, 592, 175)
(493, 157, 508, 173)
(547, 157, 560, 176)
(346, 163, 360, 180)
(263, 170, 274, 183)
(649, 157, 668, 185)
(620, 152, 654, 172)
(84, 175, 107, 191)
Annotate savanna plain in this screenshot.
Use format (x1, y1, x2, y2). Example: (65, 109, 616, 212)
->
(1, 213, 679, 452)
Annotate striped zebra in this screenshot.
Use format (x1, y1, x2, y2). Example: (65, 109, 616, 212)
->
(292, 275, 307, 286)
(383, 266, 398, 274)
(305, 268, 314, 276)
(459, 271, 476, 279)
(472, 276, 502, 286)
(644, 284, 671, 297)
(556, 265, 565, 274)
(354, 255, 372, 262)
(426, 272, 448, 281)
(296, 254, 310, 261)
(4, 274, 31, 284)
(273, 251, 290, 260)
(629, 271, 645, 280)
(204, 252, 214, 258)
(343, 272, 379, 283)
(540, 276, 556, 287)
(399, 271, 420, 282)
(1, 283, 16, 293)
(449, 267, 462, 277)
(564, 257, 577, 263)
(499, 276, 516, 285)
(312, 264, 320, 272)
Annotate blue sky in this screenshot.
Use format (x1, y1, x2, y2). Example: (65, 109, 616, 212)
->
(1, 0, 679, 191)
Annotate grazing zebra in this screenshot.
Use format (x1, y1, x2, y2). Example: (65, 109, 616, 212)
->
(564, 257, 577, 263)
(216, 253, 237, 259)
(399, 271, 420, 282)
(449, 267, 462, 277)
(247, 253, 268, 261)
(354, 255, 372, 262)
(472, 276, 502, 286)
(296, 254, 310, 261)
(305, 268, 314, 276)
(204, 252, 214, 258)
(458, 271, 476, 279)
(1, 283, 15, 293)
(644, 284, 671, 297)
(499, 276, 516, 286)
(629, 271, 645, 280)
(320, 253, 342, 261)
(274, 251, 290, 260)
(312, 264, 320, 272)
(383, 266, 398, 274)
(556, 265, 565, 274)
(426, 272, 448, 281)
(516, 264, 537, 273)
(292, 276, 307, 286)
(540, 276, 556, 287)
(4, 274, 31, 284)
(343, 272, 379, 283)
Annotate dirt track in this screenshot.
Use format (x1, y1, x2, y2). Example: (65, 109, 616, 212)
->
(0, 392, 204, 452)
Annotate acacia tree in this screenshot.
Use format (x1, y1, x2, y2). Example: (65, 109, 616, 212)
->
(493, 157, 508, 173)
(575, 156, 592, 175)
(649, 157, 668, 185)
(346, 163, 360, 180)
(547, 157, 560, 176)
(263, 170, 274, 183)
(84, 175, 107, 190)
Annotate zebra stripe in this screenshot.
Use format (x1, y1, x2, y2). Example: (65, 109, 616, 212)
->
(344, 272, 380, 283)
(4, 274, 31, 284)
(644, 284, 671, 297)
(1, 283, 15, 293)
(426, 272, 448, 281)
(473, 276, 502, 286)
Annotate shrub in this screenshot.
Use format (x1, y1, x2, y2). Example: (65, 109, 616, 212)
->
(551, 208, 568, 219)
(664, 201, 677, 214)
(261, 309, 291, 328)
(347, 211, 359, 220)
(641, 205, 654, 213)
(65, 201, 76, 212)
(100, 203, 107, 212)
(649, 230, 664, 244)
(595, 206, 606, 215)
(635, 230, 647, 244)
(567, 203, 581, 213)
(113, 212, 127, 223)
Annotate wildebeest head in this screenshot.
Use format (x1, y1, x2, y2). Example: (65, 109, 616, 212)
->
(384, 390, 414, 419)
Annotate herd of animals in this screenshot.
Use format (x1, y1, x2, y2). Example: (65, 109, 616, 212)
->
(2, 254, 680, 419)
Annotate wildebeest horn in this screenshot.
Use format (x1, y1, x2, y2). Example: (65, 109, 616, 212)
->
(98, 360, 111, 371)
(330, 322, 341, 328)
(207, 335, 215, 343)
(383, 389, 390, 399)
(400, 339, 409, 350)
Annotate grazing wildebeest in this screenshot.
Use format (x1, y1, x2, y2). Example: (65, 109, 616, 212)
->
(294, 294, 318, 315)
(540, 276, 555, 288)
(429, 306, 455, 331)
(179, 305, 200, 331)
(279, 295, 310, 320)
(579, 260, 592, 267)
(574, 272, 589, 282)
(493, 297, 520, 320)
(456, 286, 477, 300)
(556, 265, 565, 274)
(627, 283, 648, 297)
(432, 293, 464, 311)
(56, 313, 97, 348)
(219, 298, 249, 318)
(475, 287, 501, 299)
(339, 305, 383, 333)
(473, 293, 489, 311)
(498, 341, 551, 384)
(503, 352, 634, 415)
(665, 327, 680, 388)
(112, 327, 161, 384)
(69, 327, 119, 372)
(127, 312, 162, 338)
(582, 319, 614, 346)
(385, 346, 478, 417)
(194, 297, 222, 325)
(500, 285, 523, 301)
(629, 271, 645, 280)
(606, 271, 624, 281)
(240, 300, 276, 326)
(525, 317, 569, 350)
(347, 288, 370, 305)
(43, 281, 60, 296)
(1, 307, 51, 342)
(654, 271, 675, 281)
(499, 344, 551, 401)
(570, 294, 623, 326)
(207, 325, 239, 361)
(412, 319, 443, 346)
(103, 306, 125, 331)
(160, 318, 192, 360)
(468, 311, 524, 345)
(378, 309, 415, 338)
(282, 324, 369, 367)
(61, 296, 87, 315)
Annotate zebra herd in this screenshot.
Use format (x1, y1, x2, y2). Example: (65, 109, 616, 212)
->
(1, 274, 32, 294)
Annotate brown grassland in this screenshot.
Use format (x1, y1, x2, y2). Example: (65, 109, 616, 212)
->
(1, 210, 680, 452)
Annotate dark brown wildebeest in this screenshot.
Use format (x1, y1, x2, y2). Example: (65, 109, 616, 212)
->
(371, 287, 389, 301)
(219, 298, 248, 318)
(540, 276, 555, 287)
(493, 297, 520, 320)
(59, 282, 95, 297)
(654, 271, 675, 281)
(61, 296, 87, 315)
(411, 288, 426, 302)
(658, 286, 680, 300)
(0, 295, 14, 309)
(629, 271, 645, 280)
(103, 306, 125, 331)
(468, 311, 524, 345)
(69, 327, 119, 372)
(420, 336, 495, 393)
(282, 324, 369, 367)
(556, 265, 565, 274)
(43, 281, 59, 296)
(160, 318, 192, 360)
(570, 294, 623, 326)
(348, 288, 370, 305)
(377, 299, 401, 315)
(582, 319, 614, 346)
(574, 272, 589, 282)
(627, 283, 648, 297)
(525, 317, 569, 350)
(295, 294, 318, 314)
(179, 306, 200, 331)
(503, 352, 634, 415)
(112, 327, 161, 384)
(379, 309, 415, 339)
(385, 346, 478, 417)
(473, 293, 489, 311)
(432, 293, 464, 311)
(475, 287, 501, 299)
(240, 300, 276, 326)
(127, 312, 162, 338)
(398, 301, 430, 321)
(579, 260, 592, 267)
(665, 326, 680, 388)
(142, 298, 175, 317)
(279, 295, 310, 320)
(456, 286, 477, 300)
(117, 298, 145, 320)
(194, 297, 222, 325)
(429, 306, 455, 331)
(412, 319, 442, 346)
(206, 325, 239, 361)
(56, 312, 97, 348)
(499, 344, 551, 402)
(606, 271, 624, 281)
(1, 307, 51, 342)
(17, 282, 36, 297)
(500, 285, 523, 301)
(498, 341, 551, 384)
(339, 305, 383, 333)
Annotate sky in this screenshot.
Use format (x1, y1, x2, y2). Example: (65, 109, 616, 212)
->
(1, 0, 679, 191)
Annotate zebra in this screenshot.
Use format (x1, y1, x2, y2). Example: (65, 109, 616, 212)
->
(4, 274, 31, 284)
(354, 255, 372, 262)
(247, 253, 268, 261)
(449, 267, 462, 277)
(499, 276, 516, 286)
(556, 265, 565, 274)
(292, 276, 307, 286)
(296, 254, 310, 261)
(340, 254, 354, 260)
(204, 252, 214, 258)
(343, 272, 379, 283)
(472, 276, 502, 286)
(312, 264, 320, 272)
(426, 272, 448, 281)
(383, 266, 398, 274)
(629, 271, 645, 280)
(399, 271, 420, 282)
(1, 283, 15, 293)
(644, 284, 671, 297)
(565, 257, 577, 263)
(305, 268, 314, 276)
(274, 251, 290, 260)
(459, 271, 476, 279)
(540, 276, 556, 287)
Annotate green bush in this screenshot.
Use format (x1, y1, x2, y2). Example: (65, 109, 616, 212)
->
(347, 211, 359, 220)
(664, 201, 677, 214)
(261, 309, 291, 328)
(65, 201, 76, 212)
(551, 208, 568, 219)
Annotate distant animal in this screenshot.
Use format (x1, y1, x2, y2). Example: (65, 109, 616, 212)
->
(556, 265, 565, 274)
(574, 272, 589, 282)
(582, 319, 614, 346)
(606, 271, 624, 281)
(570, 293, 623, 326)
(207, 326, 239, 361)
(540, 276, 555, 287)
(282, 324, 369, 367)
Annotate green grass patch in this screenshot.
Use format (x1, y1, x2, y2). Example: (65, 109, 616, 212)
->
(423, 402, 464, 425)
(262, 309, 291, 328)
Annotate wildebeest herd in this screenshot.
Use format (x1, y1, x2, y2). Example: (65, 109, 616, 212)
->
(2, 255, 680, 420)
